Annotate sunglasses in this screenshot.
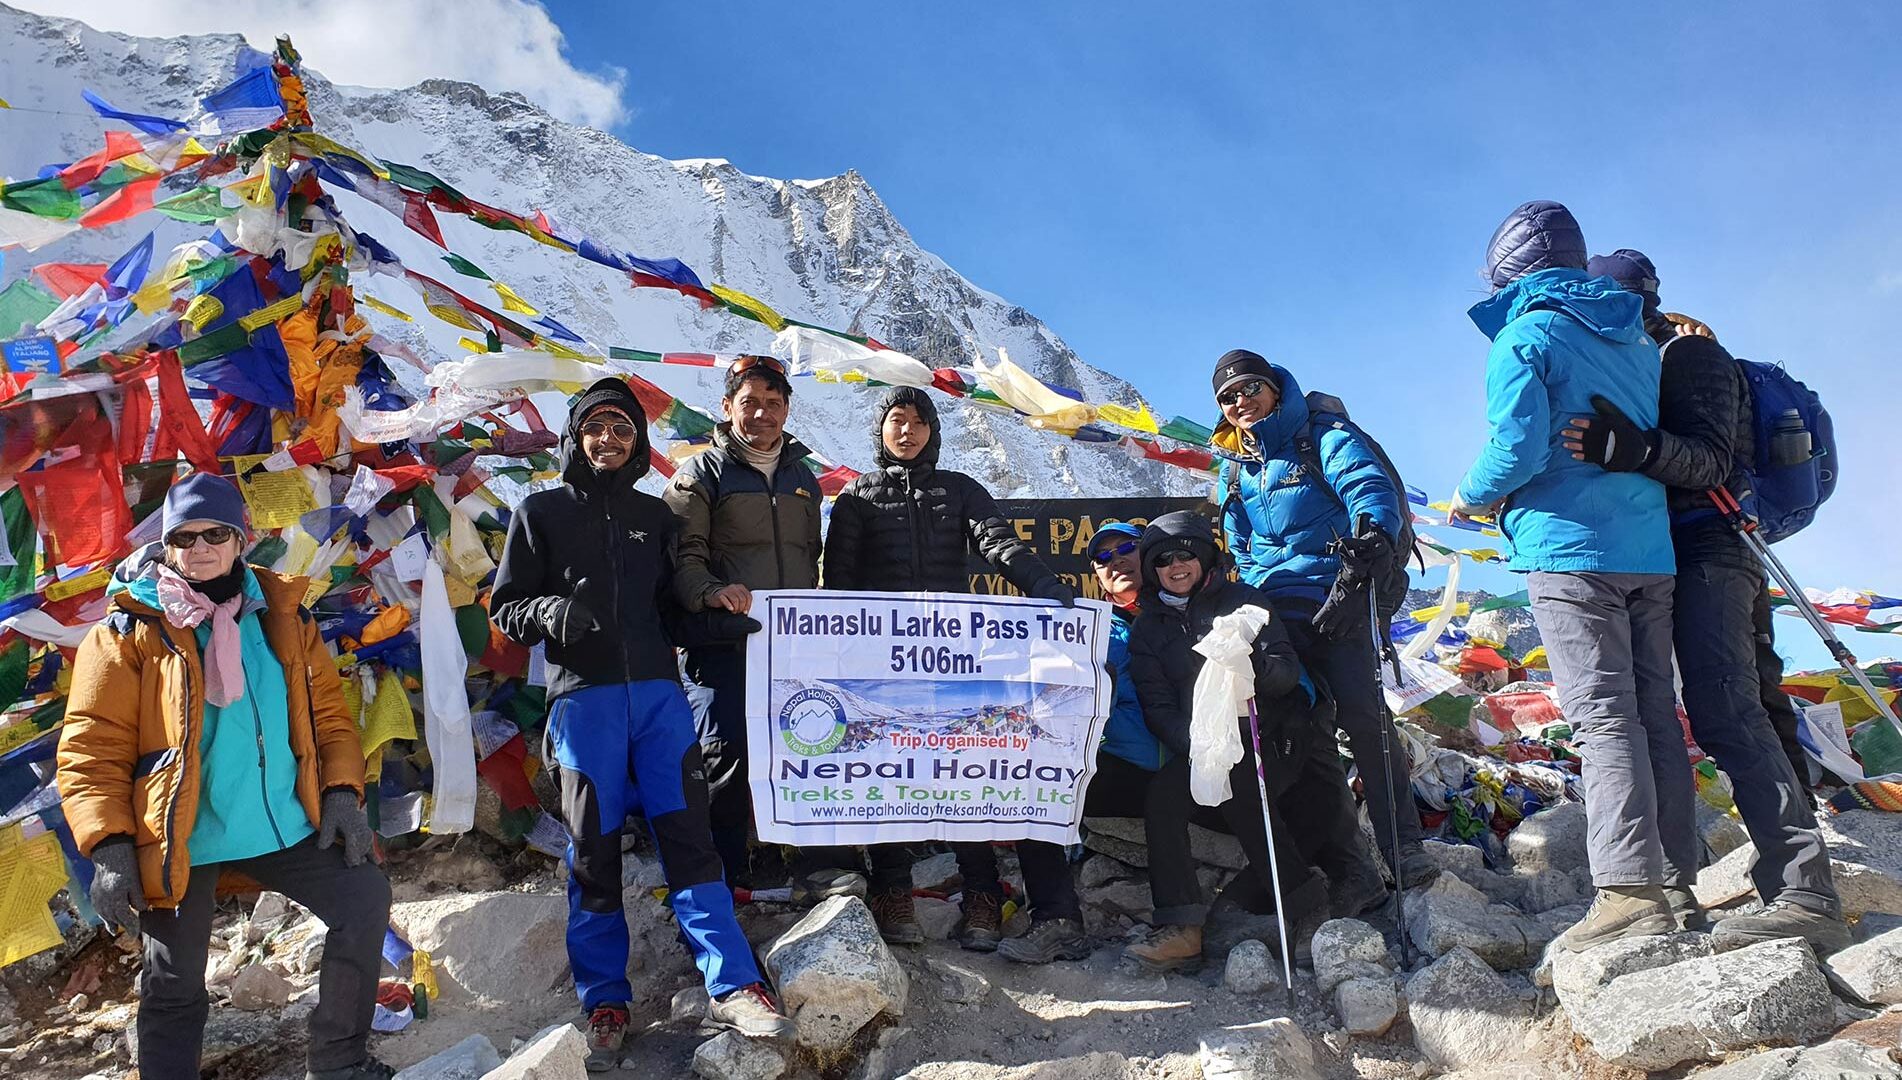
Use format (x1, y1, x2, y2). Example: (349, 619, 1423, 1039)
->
(1154, 549, 1200, 567)
(730, 354, 786, 377)
(1217, 379, 1269, 407)
(165, 525, 239, 549)
(1092, 539, 1138, 565)
(579, 420, 637, 441)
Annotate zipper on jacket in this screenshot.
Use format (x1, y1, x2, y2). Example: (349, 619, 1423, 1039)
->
(903, 471, 924, 585)
(605, 498, 631, 682)
(244, 679, 290, 850)
(768, 488, 787, 587)
(154, 628, 194, 904)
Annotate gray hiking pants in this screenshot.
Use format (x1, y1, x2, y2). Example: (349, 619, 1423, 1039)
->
(1528, 571, 1698, 888)
(1675, 559, 1840, 915)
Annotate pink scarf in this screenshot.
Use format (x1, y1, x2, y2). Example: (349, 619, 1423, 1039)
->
(154, 568, 246, 707)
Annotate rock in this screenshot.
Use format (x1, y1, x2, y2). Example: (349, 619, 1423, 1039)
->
(913, 897, 961, 942)
(1222, 939, 1280, 994)
(1466, 868, 1530, 909)
(392, 1034, 502, 1080)
(227, 965, 293, 1010)
(1078, 854, 1131, 889)
(393, 892, 569, 1003)
(1520, 868, 1582, 913)
(1190, 825, 1249, 871)
(485, 1023, 587, 1080)
(67, 993, 88, 1012)
(1855, 912, 1902, 943)
(1821, 811, 1902, 919)
(1080, 830, 1149, 868)
(670, 986, 710, 1025)
(691, 1030, 786, 1080)
(1530, 902, 1587, 939)
(1082, 816, 1146, 845)
(1405, 872, 1537, 970)
(926, 956, 992, 1005)
(1333, 976, 1399, 1036)
(1827, 927, 1902, 1005)
(1697, 801, 1751, 861)
(1080, 879, 1153, 922)
(1420, 840, 1487, 879)
(285, 929, 326, 975)
(1692, 1040, 1902, 1079)
(856, 1024, 916, 1080)
(1197, 1017, 1322, 1080)
(1506, 802, 1589, 875)
(1310, 918, 1393, 994)
(1550, 932, 1713, 1016)
(1694, 842, 1762, 909)
(1403, 946, 1533, 1071)
(763, 895, 908, 1050)
(1563, 938, 1835, 1070)
(910, 852, 960, 892)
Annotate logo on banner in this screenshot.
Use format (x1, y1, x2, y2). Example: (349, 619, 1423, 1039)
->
(779, 687, 848, 756)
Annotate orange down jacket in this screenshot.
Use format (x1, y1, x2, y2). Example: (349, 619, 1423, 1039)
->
(56, 567, 365, 908)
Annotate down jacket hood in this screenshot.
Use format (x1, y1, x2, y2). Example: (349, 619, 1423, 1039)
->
(871, 385, 942, 471)
(561, 377, 651, 492)
(1137, 511, 1223, 595)
(1467, 267, 1649, 347)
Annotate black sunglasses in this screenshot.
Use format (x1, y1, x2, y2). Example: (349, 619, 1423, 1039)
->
(165, 525, 239, 549)
(1217, 379, 1269, 407)
(579, 420, 637, 441)
(1091, 539, 1138, 565)
(1154, 549, 1200, 567)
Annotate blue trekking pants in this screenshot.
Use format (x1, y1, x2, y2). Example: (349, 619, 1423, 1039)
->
(546, 680, 761, 1009)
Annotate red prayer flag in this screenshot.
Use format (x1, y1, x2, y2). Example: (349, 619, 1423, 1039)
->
(59, 131, 143, 190)
(80, 175, 161, 228)
(403, 193, 445, 248)
(31, 262, 109, 300)
(817, 464, 860, 496)
(474, 733, 539, 811)
(17, 454, 131, 567)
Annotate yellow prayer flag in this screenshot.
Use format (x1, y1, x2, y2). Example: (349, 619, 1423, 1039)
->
(0, 98, 10, 109)
(456, 337, 491, 355)
(44, 566, 111, 602)
(709, 285, 786, 331)
(427, 303, 485, 333)
(0, 826, 68, 967)
(536, 337, 597, 363)
(360, 670, 418, 765)
(238, 469, 318, 530)
(239, 295, 304, 333)
(1521, 646, 1549, 670)
(1097, 401, 1159, 434)
(184, 294, 225, 332)
(359, 294, 414, 322)
(491, 281, 539, 317)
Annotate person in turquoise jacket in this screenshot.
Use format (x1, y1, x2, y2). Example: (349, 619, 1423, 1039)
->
(1452, 200, 1694, 955)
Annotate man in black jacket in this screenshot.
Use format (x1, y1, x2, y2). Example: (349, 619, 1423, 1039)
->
(823, 386, 1075, 951)
(491, 377, 792, 1067)
(1563, 251, 1848, 954)
(1121, 512, 1365, 970)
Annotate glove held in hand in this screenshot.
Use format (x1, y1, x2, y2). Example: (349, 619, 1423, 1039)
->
(317, 789, 374, 867)
(88, 836, 144, 933)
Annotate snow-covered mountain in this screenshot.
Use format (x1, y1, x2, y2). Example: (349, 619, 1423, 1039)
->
(0, 3, 1204, 500)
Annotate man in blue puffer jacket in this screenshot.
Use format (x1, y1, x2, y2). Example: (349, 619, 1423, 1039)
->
(1451, 200, 1694, 953)
(1212, 350, 1432, 902)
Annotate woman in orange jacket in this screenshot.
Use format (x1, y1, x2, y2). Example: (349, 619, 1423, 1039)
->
(57, 474, 392, 1080)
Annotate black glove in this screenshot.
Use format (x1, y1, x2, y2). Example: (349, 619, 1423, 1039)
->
(1030, 577, 1077, 607)
(88, 836, 145, 933)
(317, 788, 374, 867)
(713, 612, 763, 638)
(1313, 527, 1390, 641)
(540, 576, 605, 645)
(1566, 395, 1657, 473)
(1334, 529, 1393, 586)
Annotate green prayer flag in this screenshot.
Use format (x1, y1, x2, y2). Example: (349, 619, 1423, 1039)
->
(380, 161, 469, 206)
(1, 176, 84, 219)
(177, 321, 249, 365)
(1473, 591, 1531, 613)
(441, 253, 491, 280)
(0, 638, 28, 713)
(454, 604, 491, 660)
(411, 486, 450, 542)
(0, 488, 34, 605)
(1158, 416, 1214, 446)
(608, 347, 661, 363)
(0, 280, 59, 339)
(153, 186, 231, 224)
(660, 401, 716, 440)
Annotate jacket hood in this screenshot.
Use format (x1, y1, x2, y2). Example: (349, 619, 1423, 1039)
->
(1467, 267, 1649, 347)
(108, 542, 269, 620)
(1137, 511, 1224, 597)
(1485, 199, 1587, 289)
(870, 385, 942, 472)
(1211, 362, 1309, 456)
(562, 377, 651, 493)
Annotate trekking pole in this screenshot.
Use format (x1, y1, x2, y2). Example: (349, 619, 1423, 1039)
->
(1244, 697, 1297, 1009)
(1711, 486, 1902, 738)
(1365, 562, 1414, 968)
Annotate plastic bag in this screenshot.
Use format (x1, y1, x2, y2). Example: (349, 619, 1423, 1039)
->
(1187, 604, 1275, 807)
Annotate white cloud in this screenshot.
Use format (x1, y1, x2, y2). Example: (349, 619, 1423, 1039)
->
(14, 0, 628, 128)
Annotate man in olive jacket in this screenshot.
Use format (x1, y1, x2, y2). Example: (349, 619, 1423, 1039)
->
(663, 356, 824, 886)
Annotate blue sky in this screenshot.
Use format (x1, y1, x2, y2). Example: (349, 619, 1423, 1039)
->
(535, 1, 1897, 668)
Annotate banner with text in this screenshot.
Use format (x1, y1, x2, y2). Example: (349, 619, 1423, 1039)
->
(966, 497, 1216, 598)
(746, 590, 1113, 845)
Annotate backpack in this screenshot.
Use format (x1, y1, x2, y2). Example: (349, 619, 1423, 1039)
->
(1735, 358, 1836, 544)
(1223, 390, 1421, 620)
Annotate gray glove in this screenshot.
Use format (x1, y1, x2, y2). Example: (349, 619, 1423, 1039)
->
(317, 789, 374, 867)
(88, 836, 145, 933)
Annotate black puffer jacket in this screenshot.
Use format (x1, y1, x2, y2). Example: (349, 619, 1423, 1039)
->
(1125, 512, 1320, 758)
(1642, 327, 1755, 570)
(490, 378, 687, 699)
(822, 386, 1062, 595)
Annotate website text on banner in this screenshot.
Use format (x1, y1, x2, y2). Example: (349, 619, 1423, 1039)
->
(745, 590, 1112, 846)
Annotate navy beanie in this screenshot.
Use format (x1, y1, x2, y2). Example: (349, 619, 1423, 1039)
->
(162, 473, 249, 538)
(1587, 248, 1662, 315)
(1486, 200, 1588, 289)
(1211, 349, 1278, 397)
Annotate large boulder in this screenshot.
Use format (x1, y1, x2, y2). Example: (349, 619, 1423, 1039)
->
(393, 892, 571, 1004)
(484, 1023, 587, 1080)
(690, 1030, 786, 1080)
(1405, 872, 1540, 969)
(1550, 932, 1713, 1016)
(1692, 1040, 1902, 1080)
(1333, 977, 1399, 1037)
(1826, 927, 1902, 1005)
(1820, 811, 1902, 919)
(1310, 918, 1393, 994)
(1506, 802, 1589, 875)
(1521, 868, 1584, 913)
(1563, 938, 1835, 1071)
(1197, 1018, 1322, 1080)
(1403, 946, 1534, 1071)
(392, 1034, 502, 1080)
(763, 895, 908, 1050)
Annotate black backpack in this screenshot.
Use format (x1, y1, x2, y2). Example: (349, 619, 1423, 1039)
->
(1223, 390, 1422, 621)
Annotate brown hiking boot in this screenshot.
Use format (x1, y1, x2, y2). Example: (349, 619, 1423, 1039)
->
(1124, 923, 1204, 971)
(583, 1003, 630, 1072)
(957, 890, 1003, 952)
(870, 888, 925, 945)
(1555, 886, 1677, 953)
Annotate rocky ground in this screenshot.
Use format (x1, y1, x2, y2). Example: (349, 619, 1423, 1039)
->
(4, 805, 1901, 1080)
